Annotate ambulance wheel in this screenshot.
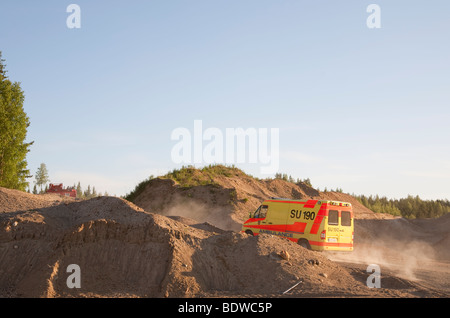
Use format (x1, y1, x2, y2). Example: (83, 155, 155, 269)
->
(245, 230, 254, 236)
(298, 239, 311, 250)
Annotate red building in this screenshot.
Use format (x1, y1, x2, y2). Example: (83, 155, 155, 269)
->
(46, 183, 77, 198)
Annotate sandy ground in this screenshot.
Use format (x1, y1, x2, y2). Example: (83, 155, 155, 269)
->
(1, 185, 449, 298)
(130, 173, 450, 297)
(327, 248, 450, 296)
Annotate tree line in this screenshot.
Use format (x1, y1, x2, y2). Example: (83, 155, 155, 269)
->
(353, 194, 450, 219)
(30, 163, 107, 198)
(274, 172, 312, 187)
(30, 181, 107, 198)
(74, 182, 108, 198)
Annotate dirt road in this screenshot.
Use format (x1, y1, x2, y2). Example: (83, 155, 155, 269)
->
(327, 248, 450, 296)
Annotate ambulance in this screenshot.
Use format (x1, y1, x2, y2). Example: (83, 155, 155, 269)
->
(241, 198, 354, 251)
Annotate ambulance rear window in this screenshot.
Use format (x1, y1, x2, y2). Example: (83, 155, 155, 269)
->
(328, 210, 339, 225)
(341, 211, 351, 226)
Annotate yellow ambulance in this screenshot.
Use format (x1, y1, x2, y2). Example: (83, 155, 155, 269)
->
(241, 198, 354, 251)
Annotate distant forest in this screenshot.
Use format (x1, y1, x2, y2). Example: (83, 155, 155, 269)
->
(274, 172, 450, 219)
(353, 194, 450, 219)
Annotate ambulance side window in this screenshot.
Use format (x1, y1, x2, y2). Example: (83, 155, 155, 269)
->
(259, 205, 268, 219)
(328, 210, 339, 225)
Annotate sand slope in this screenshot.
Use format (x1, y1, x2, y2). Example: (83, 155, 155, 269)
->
(132, 171, 394, 234)
(1, 187, 448, 297)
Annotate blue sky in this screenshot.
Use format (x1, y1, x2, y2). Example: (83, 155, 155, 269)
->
(1, 0, 449, 199)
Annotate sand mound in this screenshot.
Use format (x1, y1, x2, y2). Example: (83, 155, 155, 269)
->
(0, 187, 75, 213)
(2, 191, 346, 297)
(2, 187, 443, 298)
(434, 234, 450, 260)
(131, 167, 392, 233)
(0, 195, 200, 297)
(187, 232, 364, 297)
(133, 178, 241, 231)
(128, 168, 450, 296)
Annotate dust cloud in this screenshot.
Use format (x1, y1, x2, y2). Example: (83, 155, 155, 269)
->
(159, 199, 242, 232)
(328, 240, 436, 282)
(327, 218, 440, 283)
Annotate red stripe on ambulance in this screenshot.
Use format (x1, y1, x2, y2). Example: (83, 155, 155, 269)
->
(309, 205, 327, 234)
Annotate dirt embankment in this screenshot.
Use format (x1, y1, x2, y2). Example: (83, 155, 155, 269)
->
(131, 170, 394, 233)
(1, 186, 448, 298)
(128, 168, 450, 296)
(0, 187, 76, 213)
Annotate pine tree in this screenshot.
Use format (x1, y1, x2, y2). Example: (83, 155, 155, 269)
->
(76, 182, 82, 198)
(0, 52, 33, 190)
(35, 163, 50, 192)
(84, 185, 91, 198)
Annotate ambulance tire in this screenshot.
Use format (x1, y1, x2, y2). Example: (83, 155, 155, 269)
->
(245, 230, 254, 236)
(298, 239, 311, 250)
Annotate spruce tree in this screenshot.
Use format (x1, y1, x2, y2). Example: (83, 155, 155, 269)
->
(76, 181, 82, 198)
(84, 185, 91, 198)
(0, 52, 33, 190)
